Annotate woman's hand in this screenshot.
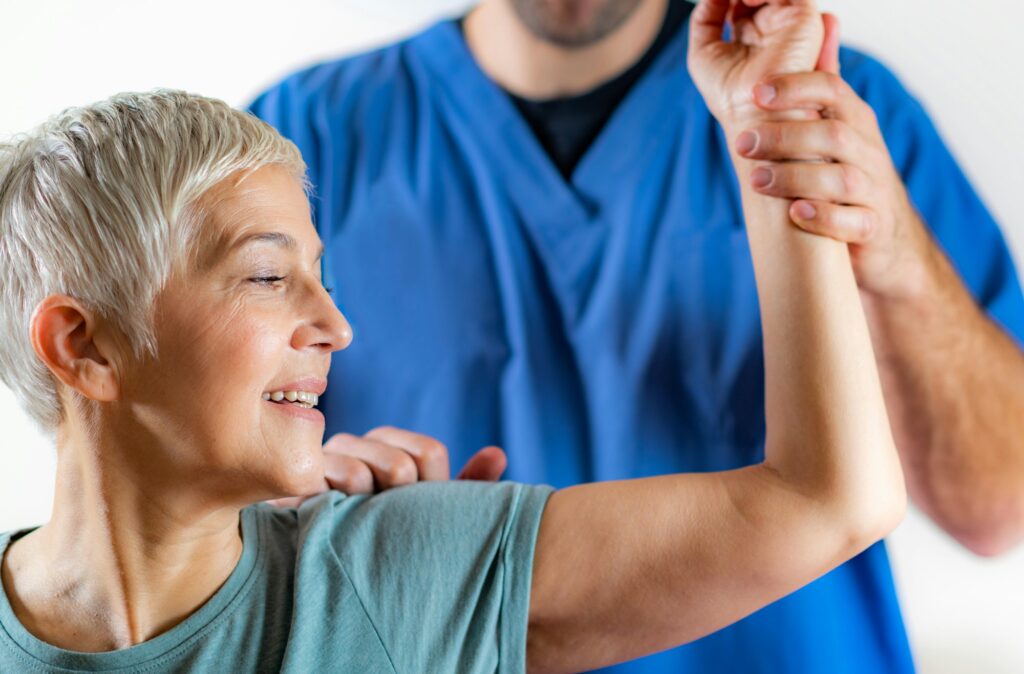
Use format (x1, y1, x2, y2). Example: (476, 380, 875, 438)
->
(267, 428, 507, 507)
(687, 0, 826, 130)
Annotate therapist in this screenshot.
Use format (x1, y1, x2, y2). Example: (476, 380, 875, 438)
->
(248, 0, 1024, 671)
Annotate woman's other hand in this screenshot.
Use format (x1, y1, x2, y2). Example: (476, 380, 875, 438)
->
(267, 428, 507, 507)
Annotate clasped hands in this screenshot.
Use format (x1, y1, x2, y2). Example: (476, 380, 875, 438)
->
(690, 0, 935, 301)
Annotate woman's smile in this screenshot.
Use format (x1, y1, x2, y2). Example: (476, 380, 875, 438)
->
(262, 377, 328, 425)
(264, 398, 325, 425)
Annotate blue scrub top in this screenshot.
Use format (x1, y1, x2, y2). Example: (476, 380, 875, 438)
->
(249, 18, 1024, 674)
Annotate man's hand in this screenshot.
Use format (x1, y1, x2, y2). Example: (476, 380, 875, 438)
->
(268, 427, 507, 508)
(734, 19, 936, 300)
(688, 0, 825, 129)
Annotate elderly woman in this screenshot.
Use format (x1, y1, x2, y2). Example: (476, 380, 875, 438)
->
(0, 2, 905, 672)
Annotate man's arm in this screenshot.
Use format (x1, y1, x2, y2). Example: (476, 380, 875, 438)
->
(861, 245, 1024, 557)
(736, 61, 1024, 557)
(525, 2, 906, 672)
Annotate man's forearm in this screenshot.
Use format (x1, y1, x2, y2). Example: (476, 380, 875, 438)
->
(862, 228, 1024, 556)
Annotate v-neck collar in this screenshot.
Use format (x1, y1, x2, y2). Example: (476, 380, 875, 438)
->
(0, 509, 263, 670)
(410, 15, 699, 225)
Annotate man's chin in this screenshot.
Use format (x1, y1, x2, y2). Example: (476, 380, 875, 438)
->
(511, 0, 644, 48)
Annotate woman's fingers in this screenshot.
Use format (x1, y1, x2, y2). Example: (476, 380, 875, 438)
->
(689, 0, 733, 53)
(363, 425, 451, 482)
(749, 160, 872, 206)
(736, 119, 862, 164)
(789, 200, 879, 244)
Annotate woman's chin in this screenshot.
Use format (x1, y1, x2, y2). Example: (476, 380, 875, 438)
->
(275, 448, 327, 498)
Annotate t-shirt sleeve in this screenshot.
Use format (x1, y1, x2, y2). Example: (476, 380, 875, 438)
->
(327, 481, 554, 674)
(840, 47, 1024, 347)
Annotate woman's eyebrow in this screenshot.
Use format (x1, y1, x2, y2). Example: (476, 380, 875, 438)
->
(229, 231, 325, 261)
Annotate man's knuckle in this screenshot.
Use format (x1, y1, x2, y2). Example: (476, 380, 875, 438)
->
(860, 102, 880, 128)
(813, 203, 832, 228)
(351, 463, 374, 492)
(323, 455, 354, 481)
(826, 121, 847, 151)
(861, 211, 878, 239)
(839, 164, 861, 195)
(324, 432, 354, 450)
(826, 74, 845, 101)
(421, 439, 448, 462)
(867, 145, 890, 172)
(781, 124, 803, 154)
(387, 457, 418, 484)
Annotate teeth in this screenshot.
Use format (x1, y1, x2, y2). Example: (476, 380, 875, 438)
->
(263, 389, 320, 407)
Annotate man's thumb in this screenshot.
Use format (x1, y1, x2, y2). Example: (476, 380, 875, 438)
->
(456, 446, 508, 481)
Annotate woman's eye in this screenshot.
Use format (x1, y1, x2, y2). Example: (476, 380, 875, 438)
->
(249, 275, 286, 287)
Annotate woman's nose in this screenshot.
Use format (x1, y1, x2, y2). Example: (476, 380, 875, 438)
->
(293, 283, 353, 353)
(322, 307, 353, 353)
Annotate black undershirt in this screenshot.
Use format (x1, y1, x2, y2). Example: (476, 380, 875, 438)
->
(460, 0, 694, 178)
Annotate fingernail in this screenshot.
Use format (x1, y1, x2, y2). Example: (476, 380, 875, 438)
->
(754, 83, 776, 105)
(794, 201, 817, 219)
(751, 167, 773, 189)
(736, 130, 758, 155)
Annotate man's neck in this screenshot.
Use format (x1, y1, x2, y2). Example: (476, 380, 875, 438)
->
(464, 0, 669, 100)
(1, 418, 244, 652)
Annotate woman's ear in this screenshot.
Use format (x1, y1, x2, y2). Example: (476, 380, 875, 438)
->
(29, 296, 121, 402)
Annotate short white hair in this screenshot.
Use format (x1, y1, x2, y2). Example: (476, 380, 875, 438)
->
(0, 89, 308, 433)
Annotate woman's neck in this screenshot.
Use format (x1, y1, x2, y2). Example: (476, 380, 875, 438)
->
(1, 418, 245, 652)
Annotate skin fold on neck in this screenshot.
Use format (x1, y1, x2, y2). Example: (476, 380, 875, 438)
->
(464, 0, 669, 100)
(0, 410, 245, 652)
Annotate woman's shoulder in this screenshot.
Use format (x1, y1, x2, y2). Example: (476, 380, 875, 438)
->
(282, 481, 555, 673)
(245, 481, 553, 561)
(311, 480, 551, 540)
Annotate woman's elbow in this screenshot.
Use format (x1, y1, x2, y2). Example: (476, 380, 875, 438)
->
(840, 466, 908, 552)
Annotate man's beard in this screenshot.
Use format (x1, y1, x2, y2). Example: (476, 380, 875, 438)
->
(508, 0, 647, 48)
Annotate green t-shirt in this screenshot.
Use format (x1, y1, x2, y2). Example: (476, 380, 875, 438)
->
(0, 481, 554, 673)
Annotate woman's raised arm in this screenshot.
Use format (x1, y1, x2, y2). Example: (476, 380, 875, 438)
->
(525, 2, 906, 672)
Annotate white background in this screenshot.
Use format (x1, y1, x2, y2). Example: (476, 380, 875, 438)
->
(1, 1, 1022, 671)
